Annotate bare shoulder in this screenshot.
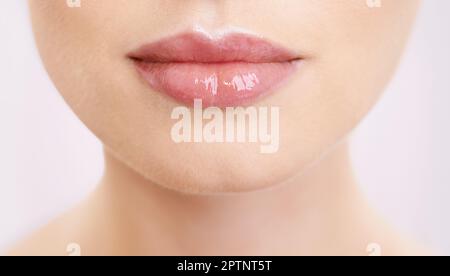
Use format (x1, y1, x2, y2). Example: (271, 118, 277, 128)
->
(368, 223, 434, 256)
(7, 208, 84, 256)
(7, 197, 121, 256)
(379, 238, 432, 256)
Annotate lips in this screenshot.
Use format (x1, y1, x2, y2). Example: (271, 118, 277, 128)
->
(129, 32, 300, 107)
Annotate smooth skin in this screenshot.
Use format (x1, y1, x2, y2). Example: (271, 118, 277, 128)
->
(10, 0, 424, 255)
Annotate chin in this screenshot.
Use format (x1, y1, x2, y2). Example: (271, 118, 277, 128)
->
(110, 141, 307, 194)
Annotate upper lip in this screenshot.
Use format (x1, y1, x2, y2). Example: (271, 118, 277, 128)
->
(128, 32, 301, 64)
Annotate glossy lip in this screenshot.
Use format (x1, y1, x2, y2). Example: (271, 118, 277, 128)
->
(128, 31, 301, 107)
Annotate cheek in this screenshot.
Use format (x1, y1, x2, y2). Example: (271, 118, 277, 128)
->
(278, 1, 420, 165)
(315, 1, 420, 118)
(29, 2, 137, 134)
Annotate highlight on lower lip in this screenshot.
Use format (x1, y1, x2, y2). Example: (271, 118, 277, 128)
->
(134, 61, 299, 107)
(129, 31, 301, 107)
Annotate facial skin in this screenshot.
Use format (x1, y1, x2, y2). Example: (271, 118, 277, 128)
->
(28, 0, 420, 193)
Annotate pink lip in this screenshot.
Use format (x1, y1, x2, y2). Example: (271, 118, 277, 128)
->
(129, 32, 301, 107)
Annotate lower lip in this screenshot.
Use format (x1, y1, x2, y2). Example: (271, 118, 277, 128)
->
(134, 60, 299, 107)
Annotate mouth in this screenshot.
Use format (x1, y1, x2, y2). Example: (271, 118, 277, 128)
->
(128, 31, 301, 107)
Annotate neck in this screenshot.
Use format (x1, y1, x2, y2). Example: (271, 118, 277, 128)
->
(89, 140, 376, 255)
